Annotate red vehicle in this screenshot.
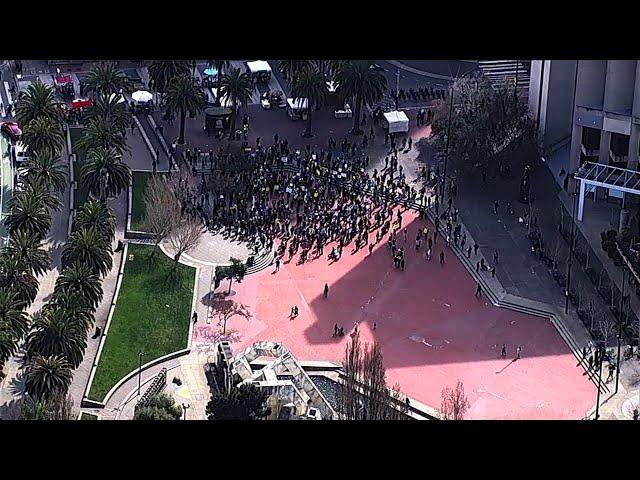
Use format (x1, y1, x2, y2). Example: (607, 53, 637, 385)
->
(71, 98, 94, 110)
(1, 121, 22, 141)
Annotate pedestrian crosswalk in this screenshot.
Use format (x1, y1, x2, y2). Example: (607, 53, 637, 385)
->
(478, 60, 530, 98)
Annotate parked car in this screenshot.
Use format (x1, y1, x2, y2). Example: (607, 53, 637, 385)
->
(1, 121, 22, 141)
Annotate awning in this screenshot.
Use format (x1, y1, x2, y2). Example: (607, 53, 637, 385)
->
(54, 74, 73, 85)
(287, 98, 308, 110)
(246, 60, 272, 74)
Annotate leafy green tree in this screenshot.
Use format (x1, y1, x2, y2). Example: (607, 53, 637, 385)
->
(54, 262, 104, 310)
(148, 60, 191, 94)
(206, 383, 269, 420)
(81, 147, 132, 202)
(0, 254, 39, 307)
(217, 257, 247, 295)
(5, 193, 52, 242)
(218, 68, 253, 134)
(335, 60, 387, 135)
(84, 62, 131, 97)
(3, 230, 50, 277)
(291, 67, 328, 138)
(15, 80, 63, 127)
(62, 227, 113, 277)
(20, 116, 65, 155)
(23, 150, 67, 194)
(134, 393, 183, 420)
(74, 200, 116, 242)
(77, 116, 128, 154)
(84, 93, 131, 135)
(162, 74, 206, 145)
(25, 309, 88, 369)
(24, 354, 73, 401)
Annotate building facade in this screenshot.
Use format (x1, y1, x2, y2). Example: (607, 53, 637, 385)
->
(530, 60, 640, 174)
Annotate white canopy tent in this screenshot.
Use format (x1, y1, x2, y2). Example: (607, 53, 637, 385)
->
(287, 98, 308, 111)
(383, 111, 409, 133)
(246, 60, 272, 74)
(132, 90, 153, 103)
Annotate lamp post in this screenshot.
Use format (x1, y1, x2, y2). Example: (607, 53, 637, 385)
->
(594, 345, 604, 420)
(137, 350, 145, 396)
(615, 265, 626, 394)
(440, 83, 455, 204)
(182, 403, 190, 421)
(395, 68, 400, 110)
(565, 182, 578, 314)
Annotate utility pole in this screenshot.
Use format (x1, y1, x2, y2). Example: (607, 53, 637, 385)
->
(395, 68, 400, 110)
(441, 84, 455, 203)
(137, 351, 145, 396)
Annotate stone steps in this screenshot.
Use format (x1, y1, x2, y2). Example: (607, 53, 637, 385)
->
(246, 246, 274, 275)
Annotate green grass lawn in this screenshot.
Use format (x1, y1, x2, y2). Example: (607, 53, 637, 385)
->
(69, 127, 90, 209)
(88, 244, 196, 402)
(131, 171, 155, 231)
(79, 412, 99, 420)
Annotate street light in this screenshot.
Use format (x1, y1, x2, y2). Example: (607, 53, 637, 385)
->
(565, 181, 578, 314)
(137, 350, 145, 396)
(182, 403, 190, 421)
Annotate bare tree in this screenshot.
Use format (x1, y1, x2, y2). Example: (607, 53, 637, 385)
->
(143, 175, 181, 254)
(337, 332, 409, 420)
(168, 215, 204, 265)
(210, 298, 251, 335)
(598, 314, 617, 351)
(440, 380, 470, 420)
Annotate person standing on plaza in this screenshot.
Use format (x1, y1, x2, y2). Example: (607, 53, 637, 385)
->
(323, 283, 329, 299)
(501, 343, 507, 358)
(440, 251, 445, 265)
(516, 346, 522, 360)
(475, 282, 482, 297)
(275, 257, 280, 272)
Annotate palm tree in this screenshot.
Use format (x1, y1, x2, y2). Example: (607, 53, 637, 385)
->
(24, 354, 73, 401)
(77, 116, 128, 154)
(81, 147, 131, 202)
(74, 200, 116, 242)
(54, 262, 103, 311)
(218, 68, 253, 134)
(291, 67, 328, 138)
(207, 60, 230, 103)
(15, 80, 63, 127)
(45, 289, 94, 331)
(25, 310, 88, 369)
(0, 254, 39, 307)
(162, 74, 206, 145)
(148, 60, 192, 94)
(62, 227, 113, 277)
(335, 60, 387, 135)
(5, 193, 52, 241)
(84, 62, 131, 97)
(84, 93, 131, 135)
(17, 178, 63, 212)
(278, 60, 314, 84)
(0, 291, 29, 339)
(3, 230, 50, 276)
(20, 116, 65, 155)
(23, 150, 67, 194)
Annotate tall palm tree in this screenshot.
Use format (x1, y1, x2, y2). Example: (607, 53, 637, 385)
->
(74, 200, 116, 242)
(163, 74, 206, 145)
(148, 60, 192, 94)
(335, 60, 387, 135)
(77, 116, 128, 154)
(84, 62, 131, 97)
(24, 354, 73, 401)
(277, 60, 314, 84)
(15, 80, 63, 127)
(0, 254, 39, 307)
(1, 329, 18, 381)
(26, 310, 88, 369)
(83, 93, 131, 135)
(291, 67, 328, 138)
(17, 178, 63, 212)
(81, 147, 131, 202)
(0, 291, 29, 339)
(45, 289, 94, 331)
(62, 227, 113, 277)
(5, 193, 52, 241)
(23, 150, 67, 194)
(20, 116, 65, 155)
(218, 68, 253, 134)
(3, 230, 50, 277)
(208, 60, 231, 103)
(54, 262, 103, 311)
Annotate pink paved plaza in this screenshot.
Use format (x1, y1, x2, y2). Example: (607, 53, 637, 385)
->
(193, 209, 596, 419)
